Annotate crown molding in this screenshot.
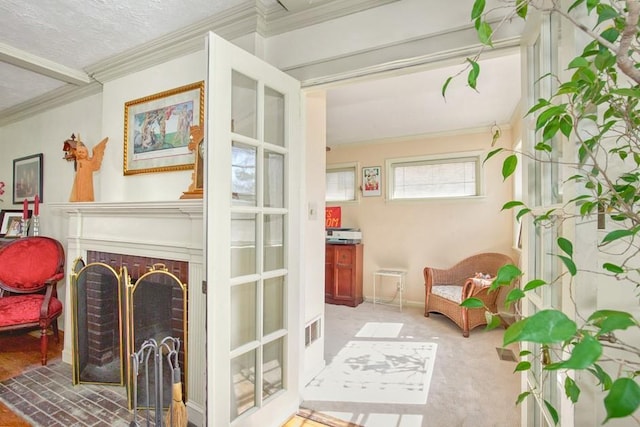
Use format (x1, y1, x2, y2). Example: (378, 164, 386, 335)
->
(264, 0, 398, 36)
(328, 123, 514, 148)
(0, 81, 102, 127)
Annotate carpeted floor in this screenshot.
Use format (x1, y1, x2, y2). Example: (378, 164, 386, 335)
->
(304, 340, 437, 405)
(0, 362, 138, 426)
(302, 302, 521, 427)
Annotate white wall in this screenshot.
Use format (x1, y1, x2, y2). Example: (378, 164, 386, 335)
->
(326, 128, 517, 306)
(302, 90, 328, 385)
(0, 93, 103, 237)
(99, 51, 206, 202)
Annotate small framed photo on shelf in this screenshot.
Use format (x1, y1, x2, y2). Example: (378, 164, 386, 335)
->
(13, 153, 43, 204)
(0, 210, 30, 238)
(362, 166, 381, 197)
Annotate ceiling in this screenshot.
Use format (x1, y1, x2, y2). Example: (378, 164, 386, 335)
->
(0, 0, 521, 145)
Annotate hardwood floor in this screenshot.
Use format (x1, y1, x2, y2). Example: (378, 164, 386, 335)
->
(0, 329, 64, 426)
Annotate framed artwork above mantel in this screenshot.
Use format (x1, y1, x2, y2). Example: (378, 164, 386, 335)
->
(123, 81, 205, 175)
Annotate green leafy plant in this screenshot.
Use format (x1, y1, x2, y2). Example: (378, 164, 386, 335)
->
(449, 0, 640, 424)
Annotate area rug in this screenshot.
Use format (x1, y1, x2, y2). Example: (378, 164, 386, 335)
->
(302, 341, 437, 405)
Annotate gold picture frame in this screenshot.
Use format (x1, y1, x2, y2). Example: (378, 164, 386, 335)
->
(123, 81, 204, 175)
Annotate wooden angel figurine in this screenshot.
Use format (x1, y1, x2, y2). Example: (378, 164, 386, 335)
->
(69, 136, 109, 202)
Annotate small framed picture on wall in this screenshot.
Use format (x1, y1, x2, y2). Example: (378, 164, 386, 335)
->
(362, 166, 381, 197)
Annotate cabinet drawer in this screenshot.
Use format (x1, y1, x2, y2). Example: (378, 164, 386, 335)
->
(335, 246, 354, 265)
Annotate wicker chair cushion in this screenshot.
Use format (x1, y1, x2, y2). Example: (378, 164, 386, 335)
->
(432, 285, 463, 303)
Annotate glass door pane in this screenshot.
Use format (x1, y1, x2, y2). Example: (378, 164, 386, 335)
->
(206, 31, 300, 427)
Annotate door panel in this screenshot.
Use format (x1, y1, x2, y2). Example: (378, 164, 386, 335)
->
(205, 32, 301, 427)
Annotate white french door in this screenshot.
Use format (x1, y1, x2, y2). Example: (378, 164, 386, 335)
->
(204, 32, 302, 426)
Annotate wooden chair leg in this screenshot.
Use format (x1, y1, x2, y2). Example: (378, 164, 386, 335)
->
(40, 327, 49, 365)
(52, 320, 60, 343)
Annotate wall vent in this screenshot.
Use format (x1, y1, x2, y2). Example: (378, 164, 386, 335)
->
(305, 318, 321, 347)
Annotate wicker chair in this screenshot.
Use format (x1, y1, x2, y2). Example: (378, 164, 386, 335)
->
(424, 252, 514, 337)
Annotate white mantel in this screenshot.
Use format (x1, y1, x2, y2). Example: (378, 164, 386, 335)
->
(49, 200, 206, 425)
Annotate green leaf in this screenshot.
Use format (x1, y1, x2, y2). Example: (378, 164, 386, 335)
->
(568, 0, 585, 12)
(586, 0, 598, 13)
(559, 115, 573, 138)
(588, 310, 637, 335)
(483, 148, 503, 165)
(565, 377, 580, 403)
(467, 59, 480, 89)
(504, 309, 577, 346)
(523, 279, 546, 292)
(611, 88, 640, 98)
(596, 4, 619, 26)
(558, 255, 577, 276)
(515, 0, 527, 18)
(502, 200, 525, 210)
(600, 27, 619, 44)
(502, 154, 518, 180)
(514, 361, 531, 372)
(485, 312, 502, 330)
(471, 0, 485, 20)
(544, 400, 559, 425)
(602, 229, 635, 243)
(476, 21, 493, 47)
(516, 208, 531, 221)
(519, 350, 532, 357)
(547, 335, 602, 370)
(505, 288, 525, 306)
(526, 99, 551, 115)
(567, 56, 589, 69)
(534, 142, 552, 152)
(588, 363, 613, 389)
(557, 237, 573, 256)
(535, 105, 566, 131)
(604, 378, 640, 422)
(495, 264, 523, 285)
(441, 76, 453, 99)
(603, 263, 624, 274)
(516, 391, 531, 405)
(461, 297, 485, 308)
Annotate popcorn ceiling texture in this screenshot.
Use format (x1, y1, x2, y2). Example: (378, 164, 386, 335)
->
(0, 0, 250, 68)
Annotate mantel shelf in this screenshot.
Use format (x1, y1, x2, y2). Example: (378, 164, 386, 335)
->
(48, 200, 203, 217)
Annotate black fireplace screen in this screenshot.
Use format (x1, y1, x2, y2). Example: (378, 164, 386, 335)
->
(71, 260, 124, 386)
(125, 264, 188, 410)
(71, 259, 188, 411)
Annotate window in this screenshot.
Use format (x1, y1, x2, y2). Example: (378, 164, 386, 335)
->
(326, 163, 358, 202)
(387, 152, 482, 200)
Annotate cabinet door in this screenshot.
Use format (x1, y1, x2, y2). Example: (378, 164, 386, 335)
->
(334, 246, 354, 301)
(325, 245, 334, 297)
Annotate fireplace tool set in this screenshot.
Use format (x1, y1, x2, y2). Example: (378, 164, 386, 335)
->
(130, 336, 186, 427)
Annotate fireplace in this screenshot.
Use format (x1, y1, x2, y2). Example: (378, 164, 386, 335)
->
(51, 200, 205, 425)
(72, 252, 188, 409)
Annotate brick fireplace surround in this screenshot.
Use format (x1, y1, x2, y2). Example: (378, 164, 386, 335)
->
(50, 200, 205, 425)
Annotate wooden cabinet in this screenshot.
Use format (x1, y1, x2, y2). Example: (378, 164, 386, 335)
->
(325, 243, 363, 307)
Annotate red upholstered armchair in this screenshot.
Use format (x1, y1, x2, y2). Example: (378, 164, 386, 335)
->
(0, 236, 65, 365)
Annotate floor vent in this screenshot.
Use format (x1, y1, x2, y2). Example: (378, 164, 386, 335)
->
(496, 347, 517, 362)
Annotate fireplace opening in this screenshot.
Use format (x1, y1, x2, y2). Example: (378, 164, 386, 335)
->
(71, 252, 188, 410)
(72, 261, 123, 385)
(129, 266, 187, 409)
